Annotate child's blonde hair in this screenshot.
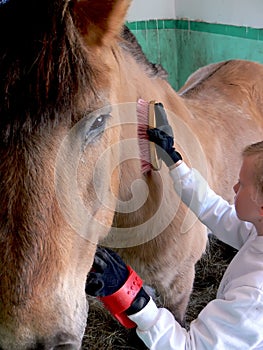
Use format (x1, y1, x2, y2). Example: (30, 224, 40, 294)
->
(243, 141, 263, 198)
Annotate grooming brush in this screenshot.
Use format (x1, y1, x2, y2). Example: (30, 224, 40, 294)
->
(137, 99, 173, 173)
(137, 99, 160, 173)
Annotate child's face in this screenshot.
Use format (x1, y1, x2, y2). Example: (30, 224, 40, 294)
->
(233, 155, 263, 226)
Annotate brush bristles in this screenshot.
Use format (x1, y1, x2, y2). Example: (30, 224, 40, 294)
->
(137, 99, 152, 173)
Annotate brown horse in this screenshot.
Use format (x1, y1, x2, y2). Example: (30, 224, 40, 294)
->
(0, 0, 263, 349)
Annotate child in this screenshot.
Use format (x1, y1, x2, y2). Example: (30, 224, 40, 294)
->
(86, 126, 263, 349)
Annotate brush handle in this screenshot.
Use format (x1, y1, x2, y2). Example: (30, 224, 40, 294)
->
(99, 265, 143, 328)
(154, 103, 174, 138)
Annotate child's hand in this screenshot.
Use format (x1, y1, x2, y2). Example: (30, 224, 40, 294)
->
(86, 247, 150, 328)
(147, 128, 182, 167)
(85, 247, 129, 297)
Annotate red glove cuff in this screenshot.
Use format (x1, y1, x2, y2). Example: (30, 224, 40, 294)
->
(99, 266, 143, 328)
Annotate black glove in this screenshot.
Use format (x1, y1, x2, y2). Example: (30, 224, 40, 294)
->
(86, 247, 150, 317)
(147, 128, 182, 167)
(85, 247, 129, 297)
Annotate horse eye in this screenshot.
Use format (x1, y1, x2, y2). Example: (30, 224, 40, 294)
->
(84, 113, 112, 145)
(90, 114, 111, 131)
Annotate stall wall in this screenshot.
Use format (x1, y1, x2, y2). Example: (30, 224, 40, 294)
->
(127, 1, 263, 90)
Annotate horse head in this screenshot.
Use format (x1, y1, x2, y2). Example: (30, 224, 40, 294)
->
(0, 0, 139, 348)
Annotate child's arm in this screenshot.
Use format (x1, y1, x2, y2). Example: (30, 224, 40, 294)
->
(170, 161, 253, 249)
(148, 127, 254, 249)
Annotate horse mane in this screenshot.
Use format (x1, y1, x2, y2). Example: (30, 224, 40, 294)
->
(0, 1, 167, 143)
(120, 25, 168, 80)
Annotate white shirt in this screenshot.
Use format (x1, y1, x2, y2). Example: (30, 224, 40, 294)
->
(128, 162, 263, 349)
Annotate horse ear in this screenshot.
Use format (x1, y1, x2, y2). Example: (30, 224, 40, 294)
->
(73, 0, 132, 46)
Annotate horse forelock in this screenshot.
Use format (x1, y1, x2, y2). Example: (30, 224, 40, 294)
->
(0, 0, 104, 143)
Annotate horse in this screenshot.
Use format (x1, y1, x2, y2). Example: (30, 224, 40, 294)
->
(0, 0, 262, 349)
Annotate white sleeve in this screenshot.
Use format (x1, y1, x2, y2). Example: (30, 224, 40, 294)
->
(128, 288, 263, 350)
(169, 162, 253, 249)
(128, 297, 187, 350)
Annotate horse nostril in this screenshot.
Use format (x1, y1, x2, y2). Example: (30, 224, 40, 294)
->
(50, 332, 80, 350)
(32, 344, 78, 350)
(32, 334, 80, 350)
(53, 344, 79, 350)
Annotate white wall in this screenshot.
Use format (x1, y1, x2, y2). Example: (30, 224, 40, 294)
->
(127, 0, 263, 28)
(127, 0, 176, 21)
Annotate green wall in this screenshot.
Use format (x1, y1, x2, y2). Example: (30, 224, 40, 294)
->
(126, 20, 263, 90)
